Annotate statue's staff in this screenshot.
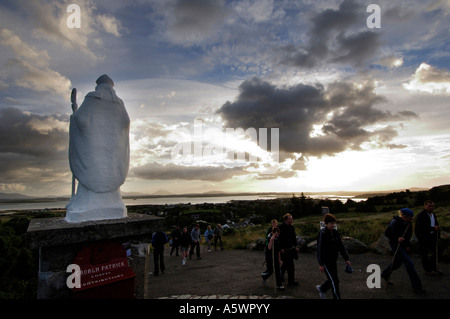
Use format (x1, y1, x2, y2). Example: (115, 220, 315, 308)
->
(70, 88, 78, 197)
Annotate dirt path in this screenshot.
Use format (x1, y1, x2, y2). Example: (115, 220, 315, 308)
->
(146, 247, 449, 299)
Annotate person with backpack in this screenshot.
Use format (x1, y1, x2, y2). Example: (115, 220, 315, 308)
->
(381, 208, 426, 294)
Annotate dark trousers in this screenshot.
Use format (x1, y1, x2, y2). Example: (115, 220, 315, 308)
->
(153, 248, 165, 275)
(381, 243, 422, 290)
(189, 241, 200, 258)
(262, 249, 282, 286)
(214, 236, 223, 250)
(418, 236, 438, 272)
(320, 262, 340, 299)
(170, 241, 179, 256)
(280, 253, 295, 284)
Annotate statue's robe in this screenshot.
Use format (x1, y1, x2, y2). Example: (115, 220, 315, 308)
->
(65, 81, 130, 223)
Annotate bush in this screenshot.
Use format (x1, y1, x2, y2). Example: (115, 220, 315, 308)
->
(0, 220, 37, 298)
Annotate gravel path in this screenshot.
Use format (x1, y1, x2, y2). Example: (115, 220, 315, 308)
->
(146, 248, 449, 299)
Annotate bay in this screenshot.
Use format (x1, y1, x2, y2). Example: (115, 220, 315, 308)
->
(0, 193, 365, 212)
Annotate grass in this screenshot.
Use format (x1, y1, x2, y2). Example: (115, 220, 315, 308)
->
(222, 206, 450, 250)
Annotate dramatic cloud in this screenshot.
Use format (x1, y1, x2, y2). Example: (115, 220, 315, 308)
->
(218, 77, 418, 157)
(0, 0, 448, 196)
(403, 63, 450, 94)
(0, 29, 72, 97)
(0, 107, 68, 157)
(167, 0, 230, 45)
(279, 0, 381, 69)
(131, 162, 248, 182)
(0, 108, 70, 193)
(97, 14, 127, 37)
(21, 0, 126, 58)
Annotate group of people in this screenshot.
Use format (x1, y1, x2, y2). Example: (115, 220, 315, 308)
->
(261, 213, 302, 291)
(261, 200, 442, 299)
(261, 212, 350, 298)
(151, 223, 225, 274)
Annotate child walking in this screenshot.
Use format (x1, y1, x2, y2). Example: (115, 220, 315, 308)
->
(316, 213, 351, 299)
(261, 227, 284, 291)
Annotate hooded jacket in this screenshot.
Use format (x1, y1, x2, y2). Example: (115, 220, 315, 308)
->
(384, 215, 412, 247)
(317, 227, 349, 266)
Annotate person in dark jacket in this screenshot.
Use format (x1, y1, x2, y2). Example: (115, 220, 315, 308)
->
(152, 230, 168, 276)
(278, 213, 299, 287)
(170, 225, 181, 256)
(316, 213, 350, 299)
(261, 227, 284, 290)
(261, 219, 278, 281)
(179, 227, 191, 266)
(414, 200, 441, 275)
(381, 208, 425, 294)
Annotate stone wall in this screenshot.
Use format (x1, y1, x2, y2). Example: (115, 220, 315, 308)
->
(27, 213, 165, 299)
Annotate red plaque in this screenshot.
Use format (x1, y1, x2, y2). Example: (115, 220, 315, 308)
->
(72, 241, 135, 293)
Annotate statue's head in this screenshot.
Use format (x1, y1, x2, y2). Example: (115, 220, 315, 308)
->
(96, 74, 114, 87)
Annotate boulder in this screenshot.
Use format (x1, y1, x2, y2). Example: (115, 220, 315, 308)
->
(342, 237, 368, 254)
(296, 235, 308, 252)
(307, 240, 317, 253)
(248, 237, 266, 251)
(371, 234, 391, 255)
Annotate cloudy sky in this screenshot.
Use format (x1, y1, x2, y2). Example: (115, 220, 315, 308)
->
(0, 0, 449, 197)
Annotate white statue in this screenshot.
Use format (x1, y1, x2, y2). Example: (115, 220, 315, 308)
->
(65, 74, 130, 223)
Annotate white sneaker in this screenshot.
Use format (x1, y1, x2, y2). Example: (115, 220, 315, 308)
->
(316, 285, 326, 299)
(182, 259, 186, 266)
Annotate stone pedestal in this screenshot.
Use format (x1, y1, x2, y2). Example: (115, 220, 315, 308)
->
(27, 213, 165, 299)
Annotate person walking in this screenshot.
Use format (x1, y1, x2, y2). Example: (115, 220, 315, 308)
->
(265, 219, 278, 241)
(261, 220, 278, 277)
(151, 230, 168, 276)
(179, 226, 191, 266)
(204, 225, 214, 253)
(261, 227, 284, 291)
(214, 224, 224, 251)
(279, 213, 299, 287)
(170, 225, 181, 256)
(316, 213, 350, 299)
(189, 224, 202, 260)
(415, 200, 442, 276)
(381, 208, 426, 294)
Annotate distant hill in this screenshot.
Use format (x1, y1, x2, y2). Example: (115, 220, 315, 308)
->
(152, 189, 174, 196)
(352, 187, 430, 198)
(2, 185, 447, 203)
(0, 193, 35, 201)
